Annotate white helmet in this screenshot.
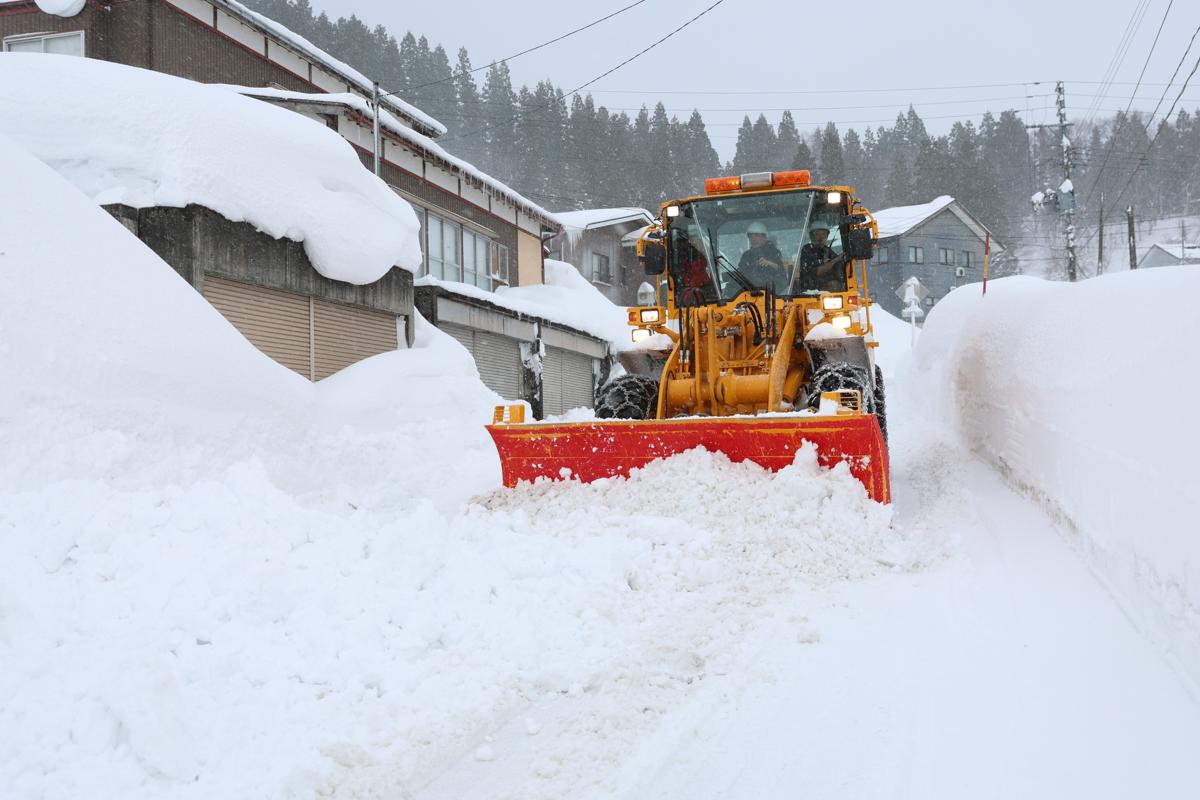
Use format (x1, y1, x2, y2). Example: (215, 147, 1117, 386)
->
(747, 222, 768, 235)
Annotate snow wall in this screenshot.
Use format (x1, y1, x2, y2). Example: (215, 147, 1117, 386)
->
(912, 272, 1200, 689)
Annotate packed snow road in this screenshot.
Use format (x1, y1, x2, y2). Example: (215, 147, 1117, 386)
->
(411, 375, 1200, 800)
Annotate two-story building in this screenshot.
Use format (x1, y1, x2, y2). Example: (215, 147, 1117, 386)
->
(868, 196, 1005, 318)
(2, 0, 611, 414)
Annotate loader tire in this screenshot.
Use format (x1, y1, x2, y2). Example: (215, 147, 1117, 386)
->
(596, 374, 660, 420)
(806, 361, 875, 415)
(873, 365, 888, 443)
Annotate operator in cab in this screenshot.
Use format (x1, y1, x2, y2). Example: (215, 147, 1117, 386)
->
(796, 225, 846, 293)
(738, 221, 786, 289)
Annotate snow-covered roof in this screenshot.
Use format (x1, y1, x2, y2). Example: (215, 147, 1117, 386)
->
(416, 260, 632, 349)
(872, 196, 956, 238)
(215, 0, 445, 138)
(554, 207, 655, 232)
(0, 54, 422, 284)
(235, 87, 561, 230)
(872, 195, 1004, 252)
(621, 224, 653, 246)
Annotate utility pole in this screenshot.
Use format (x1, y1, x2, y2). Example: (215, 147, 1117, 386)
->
(1097, 191, 1104, 275)
(372, 80, 382, 177)
(1127, 206, 1137, 270)
(1055, 82, 1077, 282)
(1025, 81, 1076, 281)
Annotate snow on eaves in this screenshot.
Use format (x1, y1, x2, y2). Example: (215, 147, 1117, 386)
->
(416, 260, 632, 349)
(0, 55, 421, 284)
(233, 86, 561, 229)
(34, 0, 85, 16)
(218, 0, 445, 137)
(554, 207, 655, 231)
(871, 195, 956, 238)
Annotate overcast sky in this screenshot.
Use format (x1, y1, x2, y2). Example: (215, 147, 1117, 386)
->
(312, 0, 1200, 162)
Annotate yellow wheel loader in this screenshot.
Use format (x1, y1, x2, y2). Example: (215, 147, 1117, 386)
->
(489, 169, 890, 503)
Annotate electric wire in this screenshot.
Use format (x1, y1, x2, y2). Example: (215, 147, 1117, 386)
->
(379, 0, 649, 101)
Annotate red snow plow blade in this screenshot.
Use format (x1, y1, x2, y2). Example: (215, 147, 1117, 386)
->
(487, 413, 890, 504)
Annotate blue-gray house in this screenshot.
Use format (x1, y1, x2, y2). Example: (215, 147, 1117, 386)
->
(868, 196, 1004, 318)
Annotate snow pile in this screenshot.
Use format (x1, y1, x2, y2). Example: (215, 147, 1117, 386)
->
(1, 136, 899, 799)
(0, 54, 421, 284)
(34, 0, 84, 16)
(911, 273, 1200, 687)
(418, 259, 632, 348)
(872, 195, 955, 238)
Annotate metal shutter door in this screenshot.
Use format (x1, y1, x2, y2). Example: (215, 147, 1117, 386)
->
(440, 323, 524, 401)
(474, 330, 524, 401)
(202, 276, 310, 377)
(542, 345, 565, 417)
(313, 299, 398, 380)
(558, 348, 597, 411)
(440, 322, 476, 353)
(544, 346, 595, 415)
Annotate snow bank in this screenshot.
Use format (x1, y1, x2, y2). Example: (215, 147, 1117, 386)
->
(0, 54, 421, 284)
(418, 259, 632, 348)
(911, 274, 1200, 687)
(1, 134, 900, 799)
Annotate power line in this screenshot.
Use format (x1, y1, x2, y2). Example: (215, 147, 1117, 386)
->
(1082, 0, 1175, 208)
(380, 0, 649, 101)
(1080, 24, 1200, 253)
(1080, 0, 1153, 129)
(436, 0, 726, 146)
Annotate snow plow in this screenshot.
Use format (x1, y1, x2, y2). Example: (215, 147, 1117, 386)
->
(488, 170, 891, 503)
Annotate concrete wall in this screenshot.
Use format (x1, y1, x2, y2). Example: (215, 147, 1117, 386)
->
(869, 208, 991, 318)
(106, 203, 413, 315)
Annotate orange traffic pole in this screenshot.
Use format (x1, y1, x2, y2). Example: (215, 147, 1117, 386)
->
(982, 231, 990, 295)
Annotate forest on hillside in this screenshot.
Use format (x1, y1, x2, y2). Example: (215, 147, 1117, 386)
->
(246, 0, 1200, 276)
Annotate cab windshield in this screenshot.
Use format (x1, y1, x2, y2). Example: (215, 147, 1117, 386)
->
(666, 190, 848, 306)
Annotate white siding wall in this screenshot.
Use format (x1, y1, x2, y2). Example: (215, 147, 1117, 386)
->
(425, 163, 458, 193)
(266, 39, 308, 78)
(310, 66, 348, 94)
(164, 0, 211, 23)
(215, 10, 265, 53)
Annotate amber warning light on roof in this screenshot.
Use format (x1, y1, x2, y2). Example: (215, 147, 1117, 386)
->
(704, 170, 811, 195)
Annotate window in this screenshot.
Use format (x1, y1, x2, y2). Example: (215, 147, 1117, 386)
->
(962, 250, 973, 267)
(425, 213, 461, 282)
(939, 247, 955, 265)
(491, 242, 510, 285)
(462, 229, 491, 289)
(908, 245, 924, 264)
(3, 31, 84, 56)
(874, 247, 889, 264)
(591, 252, 611, 284)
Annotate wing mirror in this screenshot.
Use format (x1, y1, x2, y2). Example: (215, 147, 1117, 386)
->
(640, 240, 666, 275)
(841, 218, 875, 260)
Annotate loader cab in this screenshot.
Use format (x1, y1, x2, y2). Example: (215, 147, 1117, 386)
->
(664, 187, 854, 307)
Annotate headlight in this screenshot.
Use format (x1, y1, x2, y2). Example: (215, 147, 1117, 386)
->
(639, 308, 661, 324)
(830, 314, 853, 330)
(821, 295, 844, 311)
(827, 191, 842, 204)
(665, 205, 680, 218)
(631, 328, 653, 343)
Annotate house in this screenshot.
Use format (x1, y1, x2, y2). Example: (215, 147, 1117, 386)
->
(547, 207, 656, 305)
(868, 196, 1004, 318)
(1, 0, 613, 415)
(1138, 243, 1200, 269)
